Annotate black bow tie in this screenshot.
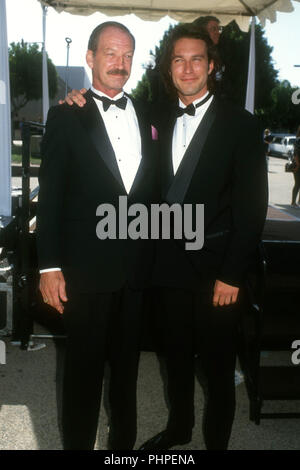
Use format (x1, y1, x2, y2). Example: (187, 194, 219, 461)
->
(90, 91, 127, 111)
(175, 93, 212, 118)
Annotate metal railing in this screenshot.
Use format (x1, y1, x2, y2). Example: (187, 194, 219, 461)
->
(1, 122, 67, 348)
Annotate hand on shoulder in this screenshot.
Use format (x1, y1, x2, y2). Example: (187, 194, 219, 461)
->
(58, 88, 88, 107)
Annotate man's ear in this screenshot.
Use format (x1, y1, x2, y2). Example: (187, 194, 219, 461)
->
(208, 60, 214, 76)
(86, 50, 94, 70)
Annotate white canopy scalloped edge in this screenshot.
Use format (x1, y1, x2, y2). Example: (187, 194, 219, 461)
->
(39, 0, 300, 31)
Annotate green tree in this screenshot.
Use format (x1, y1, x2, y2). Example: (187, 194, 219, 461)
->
(132, 25, 174, 103)
(263, 81, 300, 132)
(218, 22, 279, 111)
(9, 40, 58, 119)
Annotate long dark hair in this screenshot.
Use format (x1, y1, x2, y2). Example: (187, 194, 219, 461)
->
(192, 15, 220, 30)
(159, 23, 220, 98)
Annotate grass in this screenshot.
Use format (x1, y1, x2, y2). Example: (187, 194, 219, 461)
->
(12, 137, 42, 165)
(11, 153, 41, 165)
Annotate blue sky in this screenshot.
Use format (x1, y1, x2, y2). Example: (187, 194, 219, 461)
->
(264, 1, 300, 87)
(6, 0, 300, 91)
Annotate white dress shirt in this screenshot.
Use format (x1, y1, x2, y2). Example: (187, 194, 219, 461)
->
(172, 91, 214, 175)
(91, 86, 142, 194)
(40, 87, 142, 274)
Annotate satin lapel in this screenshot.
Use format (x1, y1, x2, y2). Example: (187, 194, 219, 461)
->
(161, 112, 177, 199)
(77, 90, 125, 191)
(166, 97, 218, 205)
(128, 98, 150, 196)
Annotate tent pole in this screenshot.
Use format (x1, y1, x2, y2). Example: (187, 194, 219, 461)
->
(0, 0, 12, 217)
(42, 4, 49, 125)
(245, 16, 256, 114)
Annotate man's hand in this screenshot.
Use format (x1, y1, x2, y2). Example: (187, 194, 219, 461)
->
(39, 271, 68, 314)
(58, 88, 87, 107)
(213, 279, 239, 307)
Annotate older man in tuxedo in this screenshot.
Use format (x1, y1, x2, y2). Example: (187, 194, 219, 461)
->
(138, 24, 268, 450)
(36, 21, 158, 450)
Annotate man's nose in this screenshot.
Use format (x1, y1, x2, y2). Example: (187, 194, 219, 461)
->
(184, 60, 192, 73)
(115, 55, 125, 68)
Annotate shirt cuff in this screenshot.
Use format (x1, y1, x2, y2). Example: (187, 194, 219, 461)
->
(39, 268, 61, 273)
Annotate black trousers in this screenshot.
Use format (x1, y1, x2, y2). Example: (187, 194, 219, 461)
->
(62, 285, 143, 450)
(156, 285, 241, 450)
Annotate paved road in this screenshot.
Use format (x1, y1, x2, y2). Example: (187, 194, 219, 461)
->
(1, 337, 300, 450)
(11, 176, 38, 193)
(268, 156, 300, 219)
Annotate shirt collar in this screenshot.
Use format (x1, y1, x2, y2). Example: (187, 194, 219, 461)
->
(178, 91, 212, 115)
(91, 86, 124, 101)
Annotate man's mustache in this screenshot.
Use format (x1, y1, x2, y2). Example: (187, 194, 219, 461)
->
(108, 69, 128, 76)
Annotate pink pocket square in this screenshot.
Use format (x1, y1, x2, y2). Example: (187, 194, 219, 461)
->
(151, 125, 158, 141)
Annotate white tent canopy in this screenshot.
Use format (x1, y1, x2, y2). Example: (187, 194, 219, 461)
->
(37, 0, 300, 114)
(39, 0, 300, 31)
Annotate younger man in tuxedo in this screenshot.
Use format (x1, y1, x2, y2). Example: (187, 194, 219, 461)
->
(139, 24, 268, 450)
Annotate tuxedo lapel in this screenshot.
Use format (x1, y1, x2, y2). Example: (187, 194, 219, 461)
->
(78, 90, 125, 191)
(127, 98, 151, 197)
(161, 111, 177, 198)
(166, 97, 218, 204)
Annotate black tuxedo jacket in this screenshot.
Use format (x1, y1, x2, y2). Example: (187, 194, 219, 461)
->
(36, 90, 159, 293)
(153, 96, 268, 289)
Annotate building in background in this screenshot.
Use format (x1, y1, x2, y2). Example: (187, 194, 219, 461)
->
(13, 65, 91, 134)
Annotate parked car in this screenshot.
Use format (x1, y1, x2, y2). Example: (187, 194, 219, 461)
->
(268, 134, 296, 160)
